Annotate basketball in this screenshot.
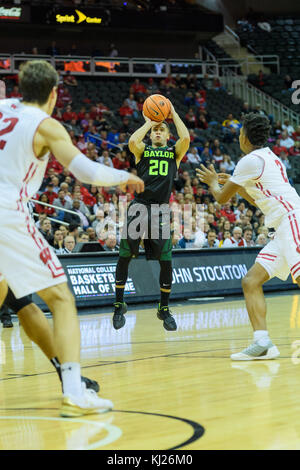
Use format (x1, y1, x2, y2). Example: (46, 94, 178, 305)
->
(143, 94, 171, 122)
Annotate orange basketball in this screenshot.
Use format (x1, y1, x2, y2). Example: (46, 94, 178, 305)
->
(143, 94, 171, 122)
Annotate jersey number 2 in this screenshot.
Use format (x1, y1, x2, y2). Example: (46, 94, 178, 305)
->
(0, 112, 19, 150)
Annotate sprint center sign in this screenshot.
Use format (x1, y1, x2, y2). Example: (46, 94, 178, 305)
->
(56, 9, 102, 25)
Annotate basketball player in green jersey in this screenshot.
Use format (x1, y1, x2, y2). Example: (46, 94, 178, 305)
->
(113, 102, 190, 330)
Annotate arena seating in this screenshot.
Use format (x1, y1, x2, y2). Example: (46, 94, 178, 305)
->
(237, 18, 300, 112)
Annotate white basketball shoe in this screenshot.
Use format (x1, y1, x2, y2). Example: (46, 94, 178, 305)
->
(231, 340, 280, 361)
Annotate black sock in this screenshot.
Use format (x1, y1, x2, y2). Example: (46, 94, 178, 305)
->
(160, 289, 170, 307)
(50, 357, 62, 382)
(159, 260, 172, 307)
(115, 256, 131, 304)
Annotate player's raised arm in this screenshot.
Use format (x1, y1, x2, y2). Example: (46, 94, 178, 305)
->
(128, 114, 156, 163)
(168, 101, 190, 166)
(196, 164, 240, 204)
(218, 172, 257, 207)
(35, 118, 144, 193)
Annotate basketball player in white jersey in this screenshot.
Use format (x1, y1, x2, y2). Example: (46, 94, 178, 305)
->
(197, 112, 300, 360)
(0, 61, 144, 416)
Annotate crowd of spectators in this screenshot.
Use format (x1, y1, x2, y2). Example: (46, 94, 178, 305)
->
(11, 72, 293, 254)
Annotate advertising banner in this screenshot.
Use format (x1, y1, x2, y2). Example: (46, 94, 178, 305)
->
(0, 4, 30, 22)
(32, 248, 297, 310)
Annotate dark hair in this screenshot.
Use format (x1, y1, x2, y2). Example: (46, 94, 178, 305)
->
(69, 224, 80, 232)
(19, 60, 58, 105)
(242, 112, 271, 147)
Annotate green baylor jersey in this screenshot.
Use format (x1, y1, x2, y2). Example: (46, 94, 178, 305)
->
(134, 145, 177, 204)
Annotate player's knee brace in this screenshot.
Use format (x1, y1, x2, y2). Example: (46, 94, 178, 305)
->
(159, 260, 172, 290)
(116, 256, 132, 286)
(4, 288, 33, 313)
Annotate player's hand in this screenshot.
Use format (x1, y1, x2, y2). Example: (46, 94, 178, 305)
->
(119, 174, 145, 194)
(0, 80, 6, 99)
(218, 173, 231, 185)
(142, 112, 157, 126)
(196, 164, 218, 186)
(167, 100, 176, 119)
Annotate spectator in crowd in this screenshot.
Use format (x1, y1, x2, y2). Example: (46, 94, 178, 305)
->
(187, 146, 202, 166)
(39, 218, 54, 246)
(280, 130, 295, 149)
(222, 226, 244, 247)
(222, 113, 241, 130)
(9, 85, 22, 98)
(282, 119, 295, 136)
(53, 189, 73, 219)
(220, 155, 235, 174)
(218, 230, 232, 247)
(243, 227, 255, 247)
(53, 229, 65, 254)
(63, 235, 76, 254)
(256, 233, 267, 247)
(185, 108, 198, 129)
(44, 182, 58, 204)
(78, 233, 90, 243)
(86, 227, 97, 242)
(35, 193, 56, 217)
(72, 199, 92, 229)
(272, 138, 287, 156)
(220, 201, 236, 223)
(130, 78, 147, 97)
(202, 230, 219, 248)
(103, 232, 119, 252)
(179, 228, 196, 249)
(63, 105, 77, 122)
(119, 100, 134, 118)
(59, 224, 69, 239)
(64, 72, 78, 87)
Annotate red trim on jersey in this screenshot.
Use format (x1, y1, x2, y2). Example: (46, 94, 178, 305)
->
(25, 216, 65, 279)
(289, 215, 299, 248)
(292, 266, 300, 278)
(32, 117, 51, 160)
(252, 154, 265, 180)
(255, 182, 294, 213)
(258, 253, 277, 258)
(17, 162, 38, 212)
(292, 213, 300, 240)
(291, 260, 300, 275)
(257, 255, 276, 261)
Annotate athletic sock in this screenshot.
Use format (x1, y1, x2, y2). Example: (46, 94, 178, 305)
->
(50, 356, 62, 382)
(115, 285, 125, 304)
(160, 290, 170, 308)
(115, 256, 131, 304)
(61, 362, 83, 398)
(159, 260, 172, 308)
(253, 330, 270, 347)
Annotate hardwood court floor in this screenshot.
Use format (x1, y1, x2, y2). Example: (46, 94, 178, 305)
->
(1, 293, 300, 450)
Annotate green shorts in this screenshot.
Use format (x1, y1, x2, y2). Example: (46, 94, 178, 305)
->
(119, 200, 172, 261)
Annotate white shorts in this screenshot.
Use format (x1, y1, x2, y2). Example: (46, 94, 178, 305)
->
(256, 211, 300, 281)
(0, 209, 67, 298)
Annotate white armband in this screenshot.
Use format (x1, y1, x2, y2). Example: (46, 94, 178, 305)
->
(68, 153, 130, 187)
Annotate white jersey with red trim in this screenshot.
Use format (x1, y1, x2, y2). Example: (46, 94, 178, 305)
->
(0, 98, 50, 211)
(230, 147, 300, 229)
